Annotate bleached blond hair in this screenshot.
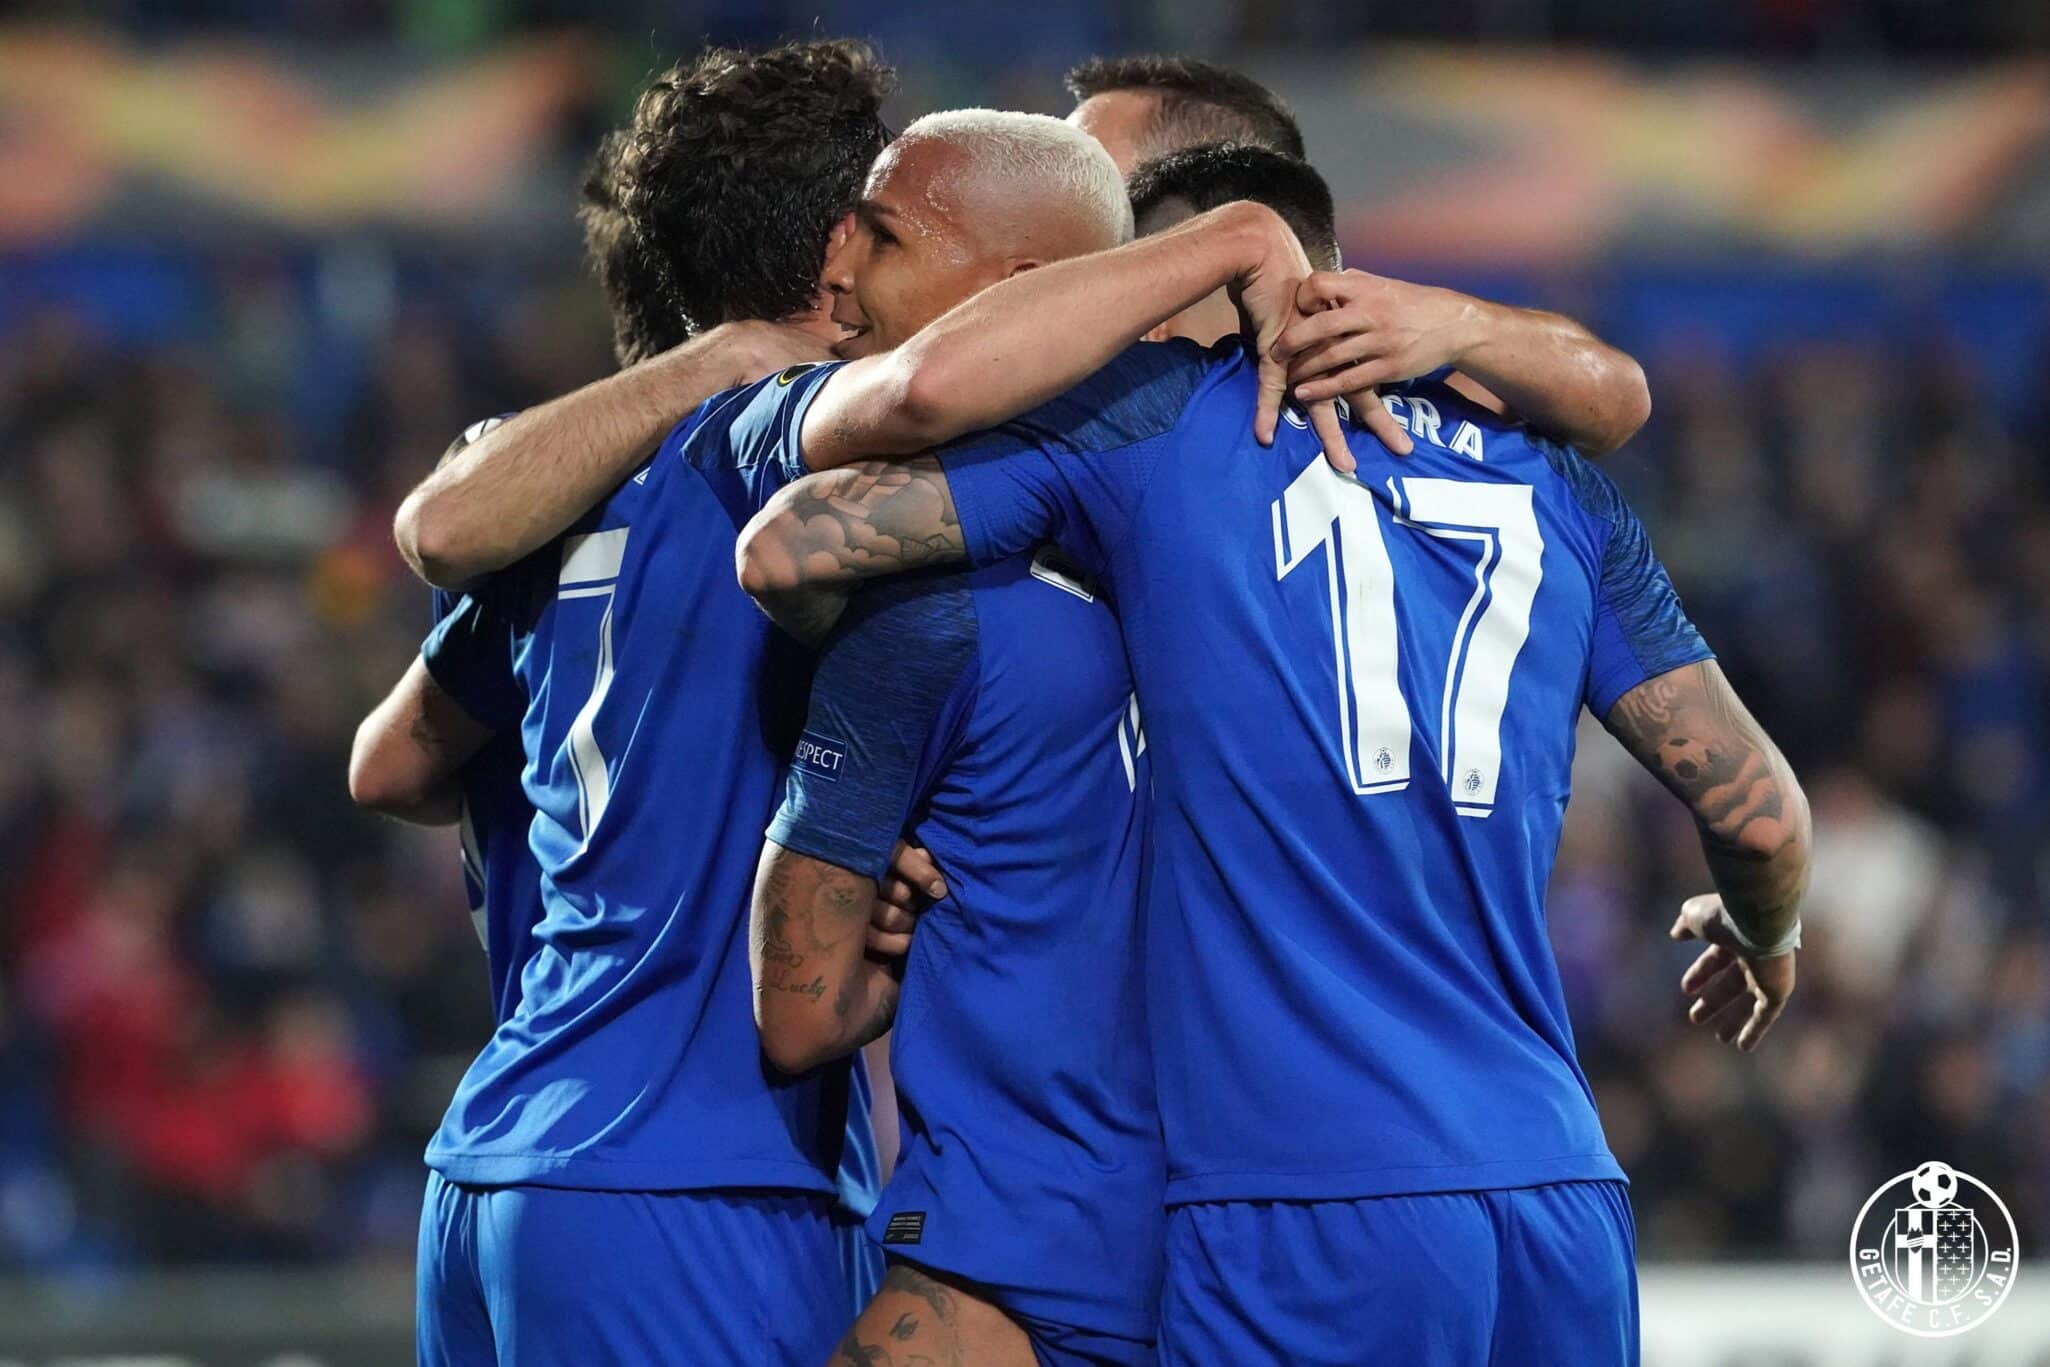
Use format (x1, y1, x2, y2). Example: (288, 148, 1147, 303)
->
(896, 108, 1135, 248)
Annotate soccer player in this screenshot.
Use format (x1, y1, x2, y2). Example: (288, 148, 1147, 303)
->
(1126, 142, 1340, 348)
(733, 199, 1812, 1363)
(353, 40, 909, 1364)
(348, 130, 689, 1026)
(740, 111, 1162, 1367)
(1065, 54, 1307, 175)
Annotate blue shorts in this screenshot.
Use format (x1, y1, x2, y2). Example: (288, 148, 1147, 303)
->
(839, 1203, 885, 1318)
(1158, 1180, 1637, 1367)
(417, 1172, 847, 1366)
(1012, 1306, 1155, 1367)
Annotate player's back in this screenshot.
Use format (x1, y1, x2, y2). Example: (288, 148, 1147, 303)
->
(947, 343, 1708, 1205)
(428, 376, 853, 1194)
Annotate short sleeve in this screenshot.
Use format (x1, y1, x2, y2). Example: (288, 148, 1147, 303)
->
(937, 339, 1215, 576)
(1553, 450, 1716, 714)
(421, 592, 524, 733)
(721, 361, 848, 503)
(765, 574, 979, 883)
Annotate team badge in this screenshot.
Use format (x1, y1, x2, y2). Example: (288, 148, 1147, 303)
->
(1850, 1160, 2018, 1337)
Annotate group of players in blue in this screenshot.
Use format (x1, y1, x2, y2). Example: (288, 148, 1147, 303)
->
(349, 39, 1814, 1367)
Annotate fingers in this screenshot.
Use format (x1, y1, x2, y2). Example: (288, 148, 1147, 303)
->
(889, 841, 947, 902)
(1679, 942, 1735, 996)
(1294, 270, 1358, 312)
(1672, 893, 1725, 943)
(1684, 957, 1748, 1025)
(1255, 353, 1288, 447)
(1307, 400, 1355, 473)
(870, 900, 919, 937)
(1698, 990, 1757, 1045)
(865, 921, 914, 958)
(1271, 304, 1365, 362)
(1293, 358, 1408, 404)
(1352, 395, 1414, 456)
(1736, 994, 1786, 1052)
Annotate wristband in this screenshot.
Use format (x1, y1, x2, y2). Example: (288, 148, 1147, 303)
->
(1725, 915, 1801, 958)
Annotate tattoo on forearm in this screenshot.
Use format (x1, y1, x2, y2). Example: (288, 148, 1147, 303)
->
(1607, 662, 1811, 933)
(753, 852, 900, 1047)
(782, 458, 964, 581)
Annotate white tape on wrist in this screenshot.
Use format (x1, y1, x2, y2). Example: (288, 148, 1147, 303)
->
(1725, 916, 1801, 958)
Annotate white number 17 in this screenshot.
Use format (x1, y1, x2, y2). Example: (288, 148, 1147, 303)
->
(1272, 461, 1543, 817)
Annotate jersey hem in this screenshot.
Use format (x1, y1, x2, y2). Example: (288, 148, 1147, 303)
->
(1589, 641, 1717, 718)
(876, 1246, 1160, 1344)
(424, 1149, 839, 1195)
(1162, 1151, 1626, 1206)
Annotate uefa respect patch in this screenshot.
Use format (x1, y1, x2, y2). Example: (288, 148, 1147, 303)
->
(792, 731, 849, 783)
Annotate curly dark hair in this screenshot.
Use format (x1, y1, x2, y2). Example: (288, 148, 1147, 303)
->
(577, 130, 690, 366)
(1066, 55, 1305, 162)
(605, 39, 895, 344)
(1128, 143, 1339, 271)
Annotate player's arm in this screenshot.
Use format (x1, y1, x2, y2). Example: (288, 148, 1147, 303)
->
(752, 845, 904, 1074)
(737, 458, 963, 643)
(394, 321, 830, 589)
(1275, 270, 1651, 457)
(749, 579, 971, 1073)
(1604, 661, 1811, 1051)
(348, 658, 492, 826)
(797, 200, 1391, 475)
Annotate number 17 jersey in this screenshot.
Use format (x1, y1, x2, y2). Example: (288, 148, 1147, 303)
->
(934, 339, 1713, 1205)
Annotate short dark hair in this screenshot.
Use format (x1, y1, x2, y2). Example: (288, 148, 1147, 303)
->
(604, 39, 895, 345)
(1128, 143, 1339, 271)
(1065, 55, 1305, 162)
(578, 131, 688, 366)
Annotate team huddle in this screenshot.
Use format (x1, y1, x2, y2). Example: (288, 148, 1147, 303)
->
(348, 40, 1813, 1367)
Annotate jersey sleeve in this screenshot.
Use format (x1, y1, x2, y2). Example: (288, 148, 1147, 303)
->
(765, 574, 979, 883)
(420, 591, 524, 733)
(1554, 449, 1716, 714)
(714, 361, 849, 511)
(936, 339, 1214, 577)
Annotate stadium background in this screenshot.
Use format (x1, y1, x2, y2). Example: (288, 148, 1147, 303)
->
(0, 1, 2046, 1362)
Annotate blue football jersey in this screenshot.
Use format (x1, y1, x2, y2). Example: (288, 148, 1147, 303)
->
(421, 366, 874, 1195)
(766, 551, 1161, 1341)
(932, 339, 1714, 1205)
(420, 418, 546, 1025)
(424, 588, 541, 1025)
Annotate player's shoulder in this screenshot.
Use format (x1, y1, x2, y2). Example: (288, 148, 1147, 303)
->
(1006, 336, 1228, 452)
(666, 360, 837, 473)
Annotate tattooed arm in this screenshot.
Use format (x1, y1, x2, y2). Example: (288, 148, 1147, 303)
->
(348, 657, 494, 826)
(737, 458, 964, 644)
(751, 842, 903, 1075)
(1604, 659, 1811, 1049)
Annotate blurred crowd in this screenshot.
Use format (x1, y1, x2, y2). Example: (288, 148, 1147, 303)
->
(0, 240, 2043, 1280)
